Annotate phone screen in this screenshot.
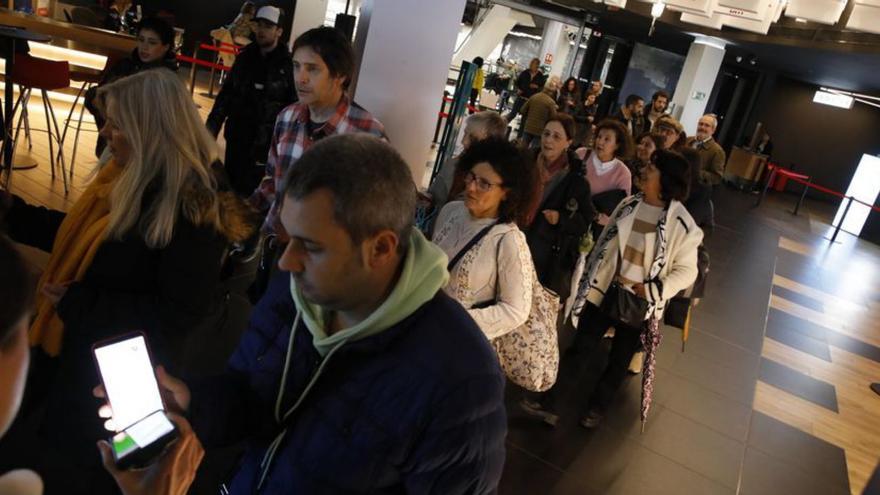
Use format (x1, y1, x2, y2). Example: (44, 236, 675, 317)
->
(94, 334, 164, 431)
(112, 410, 175, 459)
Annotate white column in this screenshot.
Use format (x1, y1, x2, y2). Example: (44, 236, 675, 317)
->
(538, 20, 563, 70)
(353, 0, 468, 185)
(451, 5, 534, 68)
(671, 38, 726, 135)
(289, 0, 330, 48)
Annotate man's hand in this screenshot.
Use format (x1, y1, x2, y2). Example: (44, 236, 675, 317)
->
(94, 366, 192, 429)
(97, 413, 204, 495)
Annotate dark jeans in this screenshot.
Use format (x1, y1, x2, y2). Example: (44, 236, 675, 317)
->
(538, 303, 642, 415)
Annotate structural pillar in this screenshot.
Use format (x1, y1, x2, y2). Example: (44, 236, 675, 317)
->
(289, 0, 329, 48)
(671, 37, 726, 134)
(451, 4, 534, 68)
(352, 0, 468, 185)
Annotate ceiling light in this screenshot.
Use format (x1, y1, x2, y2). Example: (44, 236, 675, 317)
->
(813, 90, 854, 109)
(795, 17, 807, 22)
(651, 2, 666, 18)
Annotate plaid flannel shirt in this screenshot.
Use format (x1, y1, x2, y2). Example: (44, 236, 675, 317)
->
(252, 95, 386, 234)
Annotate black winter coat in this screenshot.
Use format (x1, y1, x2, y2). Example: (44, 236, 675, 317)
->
(84, 48, 179, 121)
(526, 151, 595, 297)
(2, 182, 254, 483)
(206, 42, 297, 164)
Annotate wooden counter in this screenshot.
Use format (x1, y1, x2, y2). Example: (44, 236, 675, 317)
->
(0, 7, 135, 58)
(725, 146, 769, 189)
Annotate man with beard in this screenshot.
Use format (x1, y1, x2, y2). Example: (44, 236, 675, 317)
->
(207, 6, 297, 198)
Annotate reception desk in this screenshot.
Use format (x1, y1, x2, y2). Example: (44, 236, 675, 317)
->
(725, 146, 769, 190)
(0, 8, 135, 71)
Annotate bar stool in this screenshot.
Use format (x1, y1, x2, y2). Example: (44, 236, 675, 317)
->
(9, 53, 71, 194)
(60, 65, 105, 183)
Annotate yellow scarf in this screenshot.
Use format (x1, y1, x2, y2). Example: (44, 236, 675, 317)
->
(30, 160, 122, 356)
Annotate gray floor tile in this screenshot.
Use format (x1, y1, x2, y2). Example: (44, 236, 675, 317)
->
(498, 443, 565, 495)
(624, 406, 744, 489)
(759, 358, 838, 412)
(747, 412, 850, 492)
(771, 284, 825, 313)
(740, 447, 850, 495)
(766, 321, 832, 361)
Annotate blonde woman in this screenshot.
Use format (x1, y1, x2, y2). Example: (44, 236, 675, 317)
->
(0, 68, 254, 491)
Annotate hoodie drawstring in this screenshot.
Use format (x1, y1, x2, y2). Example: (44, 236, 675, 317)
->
(256, 313, 350, 492)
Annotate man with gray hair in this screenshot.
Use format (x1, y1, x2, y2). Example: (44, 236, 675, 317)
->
(687, 114, 727, 186)
(157, 134, 508, 493)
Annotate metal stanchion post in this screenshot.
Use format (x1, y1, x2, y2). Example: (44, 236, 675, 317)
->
(432, 93, 448, 145)
(755, 167, 776, 207)
(188, 46, 199, 95)
(792, 178, 811, 215)
(206, 41, 219, 97)
(829, 196, 853, 244)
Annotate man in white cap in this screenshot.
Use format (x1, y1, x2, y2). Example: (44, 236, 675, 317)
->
(207, 5, 297, 199)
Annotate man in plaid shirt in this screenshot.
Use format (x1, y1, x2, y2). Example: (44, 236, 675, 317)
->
(252, 26, 386, 235)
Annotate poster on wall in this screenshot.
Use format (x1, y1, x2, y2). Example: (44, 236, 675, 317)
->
(616, 43, 685, 111)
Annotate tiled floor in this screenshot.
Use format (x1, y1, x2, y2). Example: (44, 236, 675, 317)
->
(502, 189, 880, 495)
(3, 72, 879, 494)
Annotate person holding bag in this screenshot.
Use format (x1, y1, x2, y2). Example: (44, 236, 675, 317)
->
(523, 150, 702, 428)
(433, 138, 539, 340)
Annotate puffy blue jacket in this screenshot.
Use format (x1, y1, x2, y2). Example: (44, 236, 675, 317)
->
(189, 272, 507, 493)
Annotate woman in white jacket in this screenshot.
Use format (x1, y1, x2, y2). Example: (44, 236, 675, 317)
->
(523, 149, 703, 428)
(433, 138, 539, 340)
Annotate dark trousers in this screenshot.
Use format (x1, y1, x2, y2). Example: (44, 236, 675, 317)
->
(505, 96, 527, 137)
(224, 141, 264, 198)
(538, 303, 642, 414)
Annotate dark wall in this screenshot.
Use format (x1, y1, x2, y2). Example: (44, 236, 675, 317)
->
(752, 75, 880, 245)
(144, 0, 295, 53)
(753, 76, 880, 195)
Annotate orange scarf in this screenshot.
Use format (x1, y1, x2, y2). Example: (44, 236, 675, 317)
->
(30, 160, 122, 356)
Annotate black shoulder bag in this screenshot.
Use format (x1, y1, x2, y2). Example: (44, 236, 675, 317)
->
(600, 250, 649, 328)
(447, 222, 497, 271)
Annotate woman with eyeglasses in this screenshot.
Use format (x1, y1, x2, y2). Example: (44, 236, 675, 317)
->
(525, 114, 595, 299)
(432, 138, 539, 340)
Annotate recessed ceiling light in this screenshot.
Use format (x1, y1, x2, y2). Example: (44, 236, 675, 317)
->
(795, 18, 808, 23)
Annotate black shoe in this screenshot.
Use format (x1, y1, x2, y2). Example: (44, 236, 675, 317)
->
(519, 399, 559, 427)
(871, 383, 880, 397)
(580, 409, 604, 429)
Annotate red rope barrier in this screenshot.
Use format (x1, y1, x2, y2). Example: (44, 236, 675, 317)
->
(769, 166, 880, 212)
(199, 43, 238, 55)
(177, 54, 230, 72)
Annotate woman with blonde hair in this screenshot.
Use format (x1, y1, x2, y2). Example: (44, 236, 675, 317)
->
(0, 68, 254, 493)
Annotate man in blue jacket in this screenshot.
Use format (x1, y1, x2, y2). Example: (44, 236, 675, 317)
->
(115, 134, 507, 493)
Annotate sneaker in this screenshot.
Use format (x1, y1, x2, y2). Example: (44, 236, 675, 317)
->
(519, 399, 559, 427)
(579, 409, 604, 429)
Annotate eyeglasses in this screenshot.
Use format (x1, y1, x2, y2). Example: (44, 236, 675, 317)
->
(464, 171, 503, 192)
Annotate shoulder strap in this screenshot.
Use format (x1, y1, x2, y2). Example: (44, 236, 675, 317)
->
(448, 222, 497, 271)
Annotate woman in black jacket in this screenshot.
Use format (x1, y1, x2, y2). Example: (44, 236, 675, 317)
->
(85, 16, 179, 157)
(0, 69, 255, 494)
(526, 114, 596, 299)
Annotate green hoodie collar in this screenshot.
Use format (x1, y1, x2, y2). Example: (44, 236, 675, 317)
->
(290, 228, 449, 356)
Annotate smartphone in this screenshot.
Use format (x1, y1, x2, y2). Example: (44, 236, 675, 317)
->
(93, 332, 178, 469)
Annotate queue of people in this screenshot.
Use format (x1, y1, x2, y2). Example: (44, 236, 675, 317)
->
(0, 14, 719, 495)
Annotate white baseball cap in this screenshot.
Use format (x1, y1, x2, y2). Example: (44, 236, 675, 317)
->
(255, 6, 281, 25)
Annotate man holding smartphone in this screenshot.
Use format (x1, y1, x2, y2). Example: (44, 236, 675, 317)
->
(98, 135, 507, 493)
